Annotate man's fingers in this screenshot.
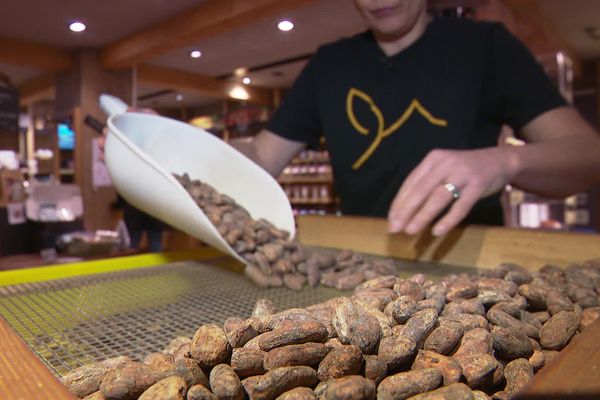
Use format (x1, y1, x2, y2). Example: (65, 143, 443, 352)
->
(389, 164, 460, 233)
(431, 186, 481, 236)
(401, 183, 461, 234)
(388, 172, 464, 233)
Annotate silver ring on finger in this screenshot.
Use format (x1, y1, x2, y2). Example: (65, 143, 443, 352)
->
(443, 182, 461, 200)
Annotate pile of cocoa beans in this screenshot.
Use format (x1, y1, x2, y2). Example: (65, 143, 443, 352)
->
(63, 257, 600, 399)
(174, 173, 397, 291)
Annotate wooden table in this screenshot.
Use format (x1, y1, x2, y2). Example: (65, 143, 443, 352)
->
(0, 216, 599, 399)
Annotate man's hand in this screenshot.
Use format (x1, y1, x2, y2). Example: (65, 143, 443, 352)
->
(387, 146, 519, 236)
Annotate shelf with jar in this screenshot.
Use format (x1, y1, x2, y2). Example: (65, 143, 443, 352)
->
(277, 149, 339, 215)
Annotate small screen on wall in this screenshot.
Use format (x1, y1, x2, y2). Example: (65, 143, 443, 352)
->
(57, 123, 75, 150)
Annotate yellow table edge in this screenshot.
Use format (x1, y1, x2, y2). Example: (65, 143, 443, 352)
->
(0, 247, 224, 287)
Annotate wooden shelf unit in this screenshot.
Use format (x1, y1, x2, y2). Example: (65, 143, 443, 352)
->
(277, 149, 339, 215)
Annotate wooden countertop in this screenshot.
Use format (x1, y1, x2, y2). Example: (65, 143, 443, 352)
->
(296, 215, 600, 270)
(0, 316, 76, 399)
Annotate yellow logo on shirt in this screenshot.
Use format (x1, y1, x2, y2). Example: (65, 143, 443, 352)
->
(346, 88, 448, 169)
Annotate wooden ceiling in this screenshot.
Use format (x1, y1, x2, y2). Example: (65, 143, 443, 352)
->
(0, 0, 599, 109)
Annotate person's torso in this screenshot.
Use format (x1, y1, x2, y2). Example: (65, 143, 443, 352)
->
(312, 18, 504, 223)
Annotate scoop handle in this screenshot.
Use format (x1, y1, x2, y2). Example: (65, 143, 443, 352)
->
(99, 94, 129, 117)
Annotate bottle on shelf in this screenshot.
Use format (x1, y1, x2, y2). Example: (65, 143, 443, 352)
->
(277, 148, 338, 215)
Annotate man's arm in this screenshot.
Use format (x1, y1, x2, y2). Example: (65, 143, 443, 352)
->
(509, 106, 600, 196)
(230, 129, 307, 177)
(387, 106, 600, 236)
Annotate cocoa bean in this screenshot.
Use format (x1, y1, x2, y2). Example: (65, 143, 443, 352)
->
(491, 326, 533, 361)
(253, 299, 276, 319)
(394, 280, 426, 302)
(138, 376, 186, 400)
(363, 355, 387, 385)
(322, 376, 375, 400)
(412, 350, 462, 386)
(252, 366, 318, 400)
(265, 343, 328, 370)
(503, 358, 533, 395)
(390, 296, 420, 324)
(446, 281, 478, 302)
(423, 322, 463, 356)
(378, 334, 418, 371)
(581, 307, 600, 329)
(190, 324, 231, 368)
(406, 383, 474, 400)
(276, 387, 316, 400)
(209, 364, 244, 400)
(518, 284, 550, 311)
(377, 368, 443, 400)
(61, 363, 108, 398)
(168, 358, 209, 389)
(187, 384, 218, 400)
(332, 298, 382, 354)
(317, 345, 363, 381)
(100, 362, 166, 400)
(231, 348, 266, 378)
(400, 308, 438, 346)
(255, 320, 328, 351)
(539, 310, 580, 350)
(453, 328, 493, 358)
(454, 354, 500, 389)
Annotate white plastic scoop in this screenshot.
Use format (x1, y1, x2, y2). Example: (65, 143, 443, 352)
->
(100, 94, 295, 263)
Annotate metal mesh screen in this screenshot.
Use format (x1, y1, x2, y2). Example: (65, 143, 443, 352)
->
(0, 254, 477, 378)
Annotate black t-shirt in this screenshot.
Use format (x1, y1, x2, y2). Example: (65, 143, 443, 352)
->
(267, 18, 567, 224)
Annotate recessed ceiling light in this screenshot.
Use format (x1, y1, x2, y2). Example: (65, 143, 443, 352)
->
(242, 77, 251, 85)
(190, 50, 202, 58)
(229, 86, 250, 100)
(277, 20, 294, 32)
(69, 21, 86, 32)
(234, 67, 248, 77)
(176, 94, 183, 101)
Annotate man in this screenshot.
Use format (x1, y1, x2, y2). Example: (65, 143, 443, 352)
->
(231, 0, 600, 236)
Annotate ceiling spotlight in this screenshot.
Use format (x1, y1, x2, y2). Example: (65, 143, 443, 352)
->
(69, 21, 86, 32)
(190, 50, 202, 58)
(242, 77, 251, 85)
(228, 85, 250, 100)
(277, 20, 294, 32)
(176, 94, 183, 101)
(234, 67, 248, 77)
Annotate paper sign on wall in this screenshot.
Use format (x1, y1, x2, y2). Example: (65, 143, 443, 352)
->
(6, 202, 25, 225)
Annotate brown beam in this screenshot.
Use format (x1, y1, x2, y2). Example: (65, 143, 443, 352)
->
(18, 73, 56, 106)
(137, 64, 273, 106)
(101, 0, 319, 69)
(0, 36, 72, 71)
(483, 0, 582, 76)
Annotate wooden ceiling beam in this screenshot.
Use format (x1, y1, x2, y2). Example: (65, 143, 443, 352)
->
(483, 0, 582, 76)
(18, 73, 56, 106)
(0, 36, 72, 71)
(137, 64, 273, 106)
(101, 0, 319, 69)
